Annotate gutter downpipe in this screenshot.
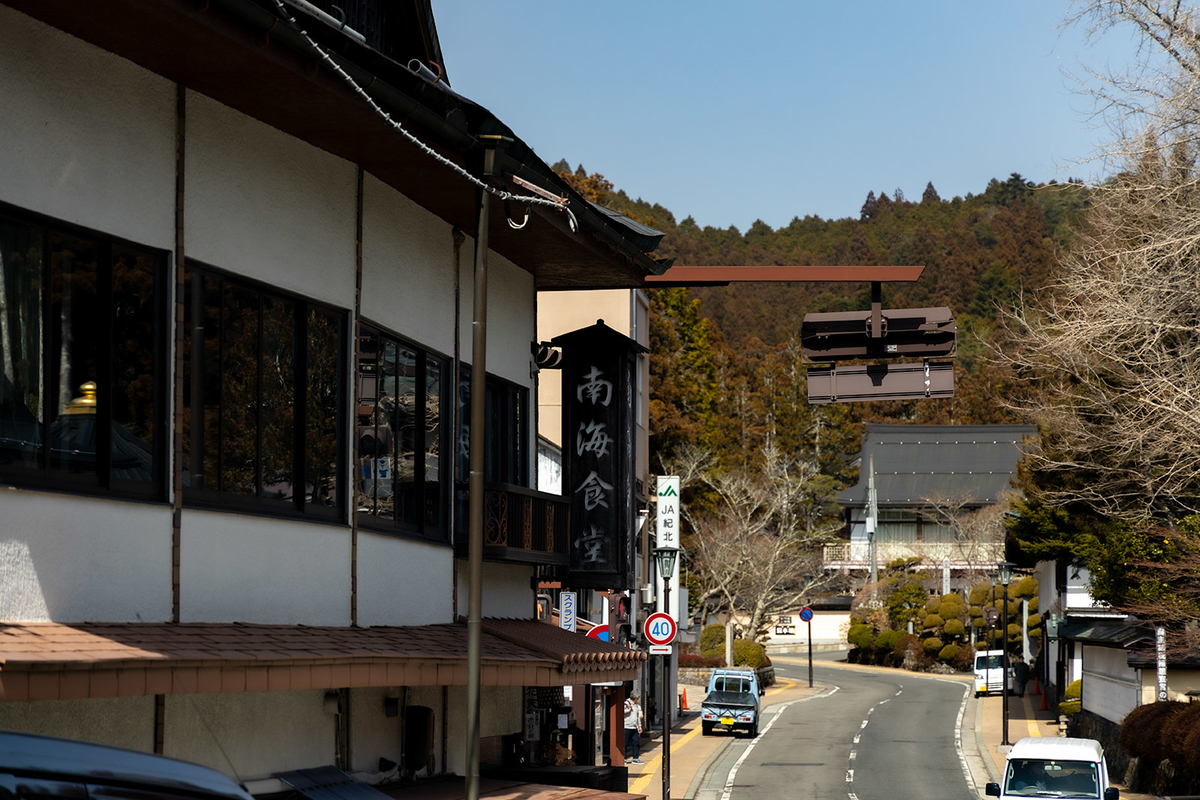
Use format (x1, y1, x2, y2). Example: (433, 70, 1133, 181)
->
(466, 137, 507, 800)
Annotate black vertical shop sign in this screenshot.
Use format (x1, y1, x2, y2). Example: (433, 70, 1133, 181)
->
(553, 321, 645, 590)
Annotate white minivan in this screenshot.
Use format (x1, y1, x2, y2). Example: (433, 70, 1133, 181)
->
(974, 649, 1013, 697)
(986, 737, 1118, 800)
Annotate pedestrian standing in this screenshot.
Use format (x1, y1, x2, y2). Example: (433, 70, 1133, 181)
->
(1013, 656, 1031, 698)
(624, 694, 644, 765)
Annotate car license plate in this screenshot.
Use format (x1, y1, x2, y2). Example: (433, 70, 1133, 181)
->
(720, 716, 734, 725)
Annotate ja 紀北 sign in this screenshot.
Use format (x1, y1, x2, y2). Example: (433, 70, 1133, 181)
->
(656, 476, 680, 550)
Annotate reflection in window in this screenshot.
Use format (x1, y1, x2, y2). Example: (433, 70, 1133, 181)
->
(0, 209, 164, 495)
(357, 325, 446, 539)
(457, 368, 528, 487)
(184, 267, 344, 517)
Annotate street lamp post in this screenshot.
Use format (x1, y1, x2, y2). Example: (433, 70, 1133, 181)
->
(998, 561, 1014, 747)
(654, 547, 677, 800)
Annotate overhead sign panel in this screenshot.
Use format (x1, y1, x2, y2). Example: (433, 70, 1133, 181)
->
(807, 361, 955, 404)
(801, 307, 955, 361)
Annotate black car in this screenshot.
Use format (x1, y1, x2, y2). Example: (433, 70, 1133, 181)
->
(0, 730, 254, 800)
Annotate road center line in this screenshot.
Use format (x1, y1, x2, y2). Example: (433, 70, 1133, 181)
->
(717, 696, 808, 800)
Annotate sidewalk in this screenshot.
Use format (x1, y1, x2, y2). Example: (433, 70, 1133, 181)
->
(623, 676, 820, 799)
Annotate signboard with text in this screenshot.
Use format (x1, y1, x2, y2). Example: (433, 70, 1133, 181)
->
(559, 592, 577, 633)
(555, 322, 646, 590)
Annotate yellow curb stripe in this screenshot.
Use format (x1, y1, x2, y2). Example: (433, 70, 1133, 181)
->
(1023, 693, 1041, 738)
(629, 679, 798, 795)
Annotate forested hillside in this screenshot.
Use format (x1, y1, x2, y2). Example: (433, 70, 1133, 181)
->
(553, 162, 1088, 474)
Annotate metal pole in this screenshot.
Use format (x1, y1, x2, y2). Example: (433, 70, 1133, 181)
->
(1002, 588, 1010, 746)
(807, 618, 813, 688)
(662, 576, 671, 800)
(465, 144, 495, 800)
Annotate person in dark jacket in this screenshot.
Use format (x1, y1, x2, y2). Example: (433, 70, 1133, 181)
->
(1013, 656, 1031, 698)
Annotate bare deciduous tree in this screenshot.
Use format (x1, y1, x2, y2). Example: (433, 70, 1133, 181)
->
(998, 2, 1200, 520)
(922, 490, 1012, 571)
(671, 443, 847, 642)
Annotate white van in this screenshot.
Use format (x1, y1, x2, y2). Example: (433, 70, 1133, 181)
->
(986, 737, 1118, 800)
(974, 649, 1013, 697)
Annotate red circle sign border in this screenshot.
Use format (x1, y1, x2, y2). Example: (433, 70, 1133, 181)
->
(643, 612, 677, 645)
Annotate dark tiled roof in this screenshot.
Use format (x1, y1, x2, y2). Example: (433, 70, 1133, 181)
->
(837, 424, 1037, 508)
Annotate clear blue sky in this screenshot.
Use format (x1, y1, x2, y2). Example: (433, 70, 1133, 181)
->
(434, 2, 1134, 232)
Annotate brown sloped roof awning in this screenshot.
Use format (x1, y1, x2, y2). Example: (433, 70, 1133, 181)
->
(0, 620, 645, 703)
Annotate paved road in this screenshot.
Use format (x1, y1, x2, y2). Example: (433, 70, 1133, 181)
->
(693, 654, 978, 800)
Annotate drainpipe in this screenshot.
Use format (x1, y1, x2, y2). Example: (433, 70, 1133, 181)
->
(466, 135, 509, 800)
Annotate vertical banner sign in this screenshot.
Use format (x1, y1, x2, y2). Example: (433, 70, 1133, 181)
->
(1157, 626, 1168, 701)
(555, 322, 646, 590)
(656, 476, 682, 623)
(560, 591, 577, 633)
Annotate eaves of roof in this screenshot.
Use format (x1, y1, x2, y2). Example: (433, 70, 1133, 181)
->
(0, 620, 646, 703)
(6, 0, 666, 290)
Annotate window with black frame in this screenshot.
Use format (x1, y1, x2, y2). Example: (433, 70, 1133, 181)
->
(0, 206, 166, 497)
(455, 367, 528, 488)
(183, 266, 344, 518)
(356, 324, 447, 540)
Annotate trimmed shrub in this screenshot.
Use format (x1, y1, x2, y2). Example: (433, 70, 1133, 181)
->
(875, 629, 903, 653)
(925, 597, 942, 613)
(924, 614, 945, 630)
(938, 643, 961, 662)
(1162, 702, 1200, 766)
(1013, 575, 1038, 598)
(1059, 679, 1082, 718)
(700, 624, 726, 653)
(732, 638, 767, 669)
(1182, 707, 1200, 773)
(1120, 701, 1189, 762)
(893, 633, 919, 660)
(847, 623, 875, 650)
(922, 636, 943, 654)
(943, 618, 966, 638)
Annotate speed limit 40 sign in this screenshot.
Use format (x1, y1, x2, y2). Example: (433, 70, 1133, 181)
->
(644, 612, 677, 646)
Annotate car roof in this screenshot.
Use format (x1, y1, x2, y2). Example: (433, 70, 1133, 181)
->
(0, 731, 253, 800)
(1008, 737, 1104, 762)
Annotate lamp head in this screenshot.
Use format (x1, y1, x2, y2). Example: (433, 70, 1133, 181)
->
(654, 547, 678, 580)
(997, 561, 1014, 586)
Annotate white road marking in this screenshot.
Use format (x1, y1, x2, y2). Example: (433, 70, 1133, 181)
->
(846, 769, 854, 783)
(860, 720, 869, 729)
(849, 751, 857, 760)
(717, 686, 836, 800)
(936, 678, 977, 793)
(853, 733, 861, 744)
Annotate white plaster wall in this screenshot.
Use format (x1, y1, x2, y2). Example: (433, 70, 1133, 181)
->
(348, 687, 402, 774)
(457, 242, 536, 385)
(0, 490, 172, 622)
(164, 690, 333, 782)
(455, 560, 535, 620)
(443, 685, 522, 776)
(185, 91, 357, 310)
(1082, 645, 1139, 724)
(180, 510, 349, 625)
(360, 174, 457, 355)
(0, 7, 175, 250)
(0, 695, 154, 751)
(355, 532, 453, 627)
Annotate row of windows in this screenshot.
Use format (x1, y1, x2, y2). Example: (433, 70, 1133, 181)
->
(0, 204, 529, 542)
